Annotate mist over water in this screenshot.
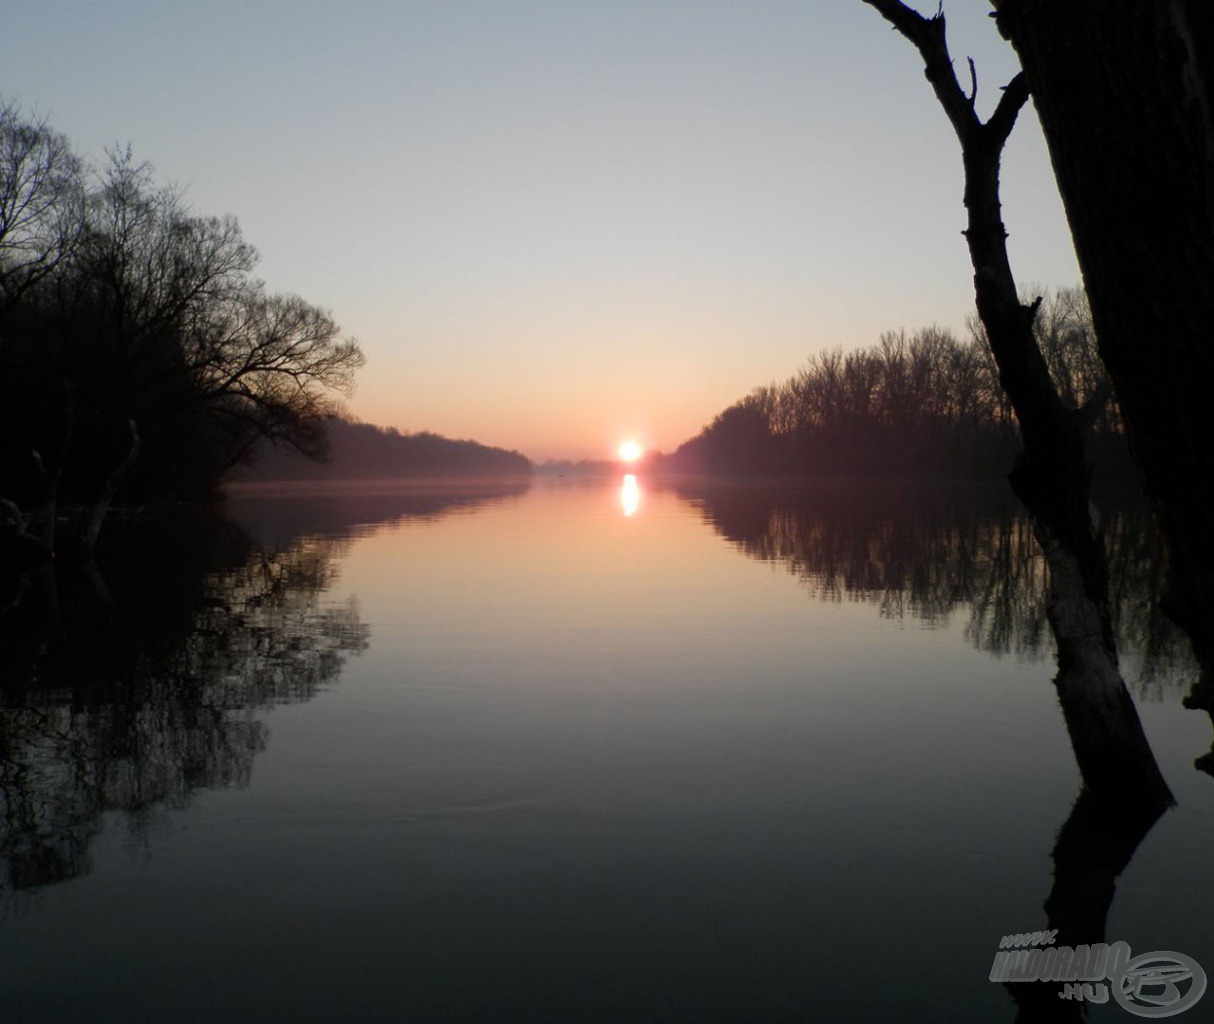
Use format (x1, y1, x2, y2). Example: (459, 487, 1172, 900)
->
(1, 478, 1209, 1023)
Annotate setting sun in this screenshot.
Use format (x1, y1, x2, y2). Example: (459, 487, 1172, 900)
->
(617, 440, 643, 462)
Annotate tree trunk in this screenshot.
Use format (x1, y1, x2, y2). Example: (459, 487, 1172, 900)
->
(863, 0, 1172, 805)
(994, 0, 1214, 676)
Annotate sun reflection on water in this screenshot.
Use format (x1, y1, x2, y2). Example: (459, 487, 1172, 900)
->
(620, 474, 640, 517)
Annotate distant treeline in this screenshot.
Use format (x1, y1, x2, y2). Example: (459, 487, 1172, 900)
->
(238, 417, 532, 481)
(0, 102, 363, 514)
(667, 289, 1129, 479)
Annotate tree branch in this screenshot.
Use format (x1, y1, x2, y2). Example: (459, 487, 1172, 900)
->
(861, 0, 933, 40)
(860, 0, 981, 143)
(986, 71, 1031, 148)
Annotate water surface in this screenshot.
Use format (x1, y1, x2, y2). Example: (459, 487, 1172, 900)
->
(2, 478, 1210, 1022)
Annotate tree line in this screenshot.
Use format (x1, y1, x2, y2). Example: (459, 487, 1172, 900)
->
(0, 101, 364, 543)
(667, 288, 1128, 479)
(238, 415, 532, 481)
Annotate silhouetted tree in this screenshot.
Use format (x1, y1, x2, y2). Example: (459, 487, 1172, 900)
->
(0, 129, 364, 522)
(673, 393, 783, 475)
(0, 101, 84, 315)
(0, 512, 368, 897)
(968, 287, 1124, 460)
(861, 0, 1170, 804)
(991, 0, 1214, 684)
(0, 483, 532, 899)
(670, 321, 1059, 478)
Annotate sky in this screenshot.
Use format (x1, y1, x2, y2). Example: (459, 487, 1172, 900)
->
(2, 1, 1081, 461)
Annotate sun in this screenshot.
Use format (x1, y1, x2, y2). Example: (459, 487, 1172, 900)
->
(617, 440, 644, 463)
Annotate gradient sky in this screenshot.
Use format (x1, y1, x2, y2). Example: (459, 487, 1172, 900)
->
(2, 2, 1080, 461)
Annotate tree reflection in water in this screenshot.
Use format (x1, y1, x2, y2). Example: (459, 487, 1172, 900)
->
(674, 480, 1195, 695)
(0, 516, 366, 899)
(673, 479, 1195, 1021)
(0, 480, 529, 901)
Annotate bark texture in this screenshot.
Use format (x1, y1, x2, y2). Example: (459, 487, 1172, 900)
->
(994, 0, 1214, 676)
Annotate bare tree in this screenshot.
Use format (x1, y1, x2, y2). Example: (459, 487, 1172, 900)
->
(0, 133, 365, 526)
(860, 0, 1171, 804)
(189, 287, 364, 469)
(74, 149, 257, 348)
(59, 148, 364, 489)
(0, 101, 84, 315)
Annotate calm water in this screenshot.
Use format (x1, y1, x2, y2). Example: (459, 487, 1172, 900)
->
(2, 477, 1211, 1023)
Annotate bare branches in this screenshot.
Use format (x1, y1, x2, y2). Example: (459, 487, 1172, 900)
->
(860, 1, 1088, 469)
(862, 0, 1174, 807)
(80, 151, 257, 344)
(191, 289, 363, 412)
(860, 0, 978, 142)
(859, 0, 1030, 150)
(63, 155, 362, 473)
(0, 100, 85, 311)
(1, 122, 364, 504)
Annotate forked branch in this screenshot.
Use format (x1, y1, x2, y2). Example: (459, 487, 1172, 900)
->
(860, 0, 1029, 148)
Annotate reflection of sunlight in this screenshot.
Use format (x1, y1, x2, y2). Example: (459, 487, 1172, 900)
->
(620, 474, 640, 517)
